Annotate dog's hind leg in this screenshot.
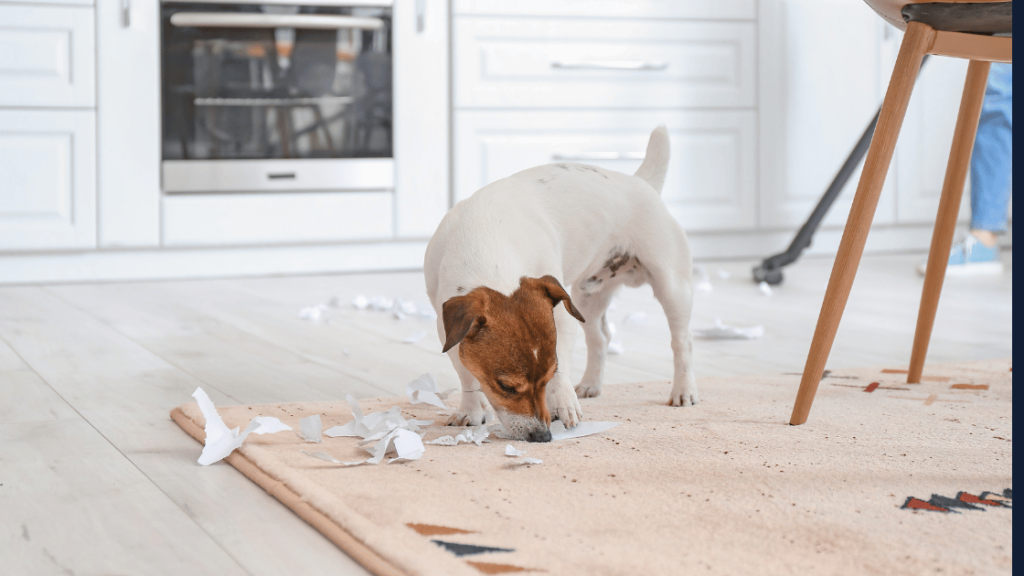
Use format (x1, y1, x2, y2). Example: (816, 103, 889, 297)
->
(572, 284, 618, 398)
(648, 262, 698, 407)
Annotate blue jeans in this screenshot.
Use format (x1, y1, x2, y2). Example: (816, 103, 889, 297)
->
(970, 63, 1012, 233)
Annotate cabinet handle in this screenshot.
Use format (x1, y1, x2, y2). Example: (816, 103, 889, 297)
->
(416, 0, 425, 33)
(551, 60, 668, 71)
(551, 152, 646, 162)
(121, 0, 130, 27)
(267, 172, 297, 180)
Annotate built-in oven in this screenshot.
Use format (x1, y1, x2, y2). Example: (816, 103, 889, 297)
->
(160, 0, 394, 193)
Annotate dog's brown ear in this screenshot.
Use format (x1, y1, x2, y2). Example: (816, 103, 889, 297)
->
(524, 275, 585, 323)
(441, 293, 487, 353)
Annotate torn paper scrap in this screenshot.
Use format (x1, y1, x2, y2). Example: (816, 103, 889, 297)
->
(692, 265, 713, 293)
(321, 395, 430, 465)
(402, 331, 428, 344)
(427, 424, 490, 446)
(299, 414, 322, 443)
(692, 319, 764, 340)
(406, 373, 453, 409)
(299, 304, 328, 321)
(507, 457, 543, 467)
(607, 340, 625, 355)
(758, 281, 773, 296)
(550, 420, 620, 441)
(504, 444, 526, 457)
(191, 387, 293, 466)
(352, 295, 370, 310)
(622, 311, 648, 325)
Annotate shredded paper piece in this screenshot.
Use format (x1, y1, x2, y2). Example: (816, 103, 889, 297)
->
(504, 444, 526, 457)
(298, 414, 322, 443)
(550, 420, 620, 441)
(406, 373, 453, 409)
(427, 424, 490, 446)
(298, 304, 328, 321)
(758, 281, 773, 296)
(351, 294, 436, 320)
(622, 311, 648, 325)
(321, 395, 431, 465)
(191, 387, 293, 466)
(693, 265, 713, 293)
(606, 321, 624, 355)
(507, 457, 544, 467)
(692, 319, 764, 340)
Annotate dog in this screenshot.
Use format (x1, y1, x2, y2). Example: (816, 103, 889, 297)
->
(424, 126, 697, 442)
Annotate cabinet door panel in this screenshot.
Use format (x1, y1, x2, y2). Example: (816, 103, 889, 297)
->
(0, 5, 95, 108)
(455, 18, 755, 109)
(895, 56, 973, 225)
(454, 111, 756, 231)
(0, 110, 96, 250)
(759, 0, 896, 229)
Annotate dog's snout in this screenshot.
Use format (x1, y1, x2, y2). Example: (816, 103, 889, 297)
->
(527, 428, 552, 443)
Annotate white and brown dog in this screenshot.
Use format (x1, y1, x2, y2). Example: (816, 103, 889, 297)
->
(424, 126, 697, 442)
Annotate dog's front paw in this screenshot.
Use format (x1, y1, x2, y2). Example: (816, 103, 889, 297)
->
(574, 380, 602, 399)
(549, 379, 583, 428)
(668, 384, 699, 407)
(445, 390, 491, 426)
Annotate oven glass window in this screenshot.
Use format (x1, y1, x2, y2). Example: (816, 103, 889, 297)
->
(161, 3, 392, 161)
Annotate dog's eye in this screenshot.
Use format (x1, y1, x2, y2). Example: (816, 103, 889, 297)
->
(496, 380, 517, 395)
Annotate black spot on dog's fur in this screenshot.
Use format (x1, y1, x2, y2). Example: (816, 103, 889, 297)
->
(603, 253, 632, 277)
(456, 286, 464, 293)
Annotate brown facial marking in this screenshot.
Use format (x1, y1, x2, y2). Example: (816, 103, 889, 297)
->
(442, 276, 583, 424)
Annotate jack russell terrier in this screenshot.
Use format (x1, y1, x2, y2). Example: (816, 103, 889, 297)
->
(424, 126, 697, 442)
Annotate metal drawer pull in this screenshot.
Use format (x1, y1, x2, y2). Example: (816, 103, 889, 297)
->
(170, 13, 384, 30)
(552, 152, 646, 162)
(551, 60, 668, 71)
(267, 172, 297, 180)
(122, 0, 130, 27)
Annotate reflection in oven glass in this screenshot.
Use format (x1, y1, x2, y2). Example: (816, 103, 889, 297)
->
(161, 3, 392, 161)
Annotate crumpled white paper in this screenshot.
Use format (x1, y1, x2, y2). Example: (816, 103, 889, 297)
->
(406, 373, 454, 409)
(322, 395, 431, 465)
(693, 265, 713, 293)
(298, 414, 322, 443)
(504, 443, 542, 466)
(192, 387, 293, 466)
(427, 424, 490, 446)
(351, 294, 437, 320)
(692, 318, 764, 340)
(298, 304, 328, 321)
(758, 281, 773, 296)
(549, 420, 620, 441)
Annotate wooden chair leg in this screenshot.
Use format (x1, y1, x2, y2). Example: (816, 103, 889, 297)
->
(907, 59, 992, 384)
(790, 22, 937, 425)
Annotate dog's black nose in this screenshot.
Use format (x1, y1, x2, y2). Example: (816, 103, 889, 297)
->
(527, 428, 552, 443)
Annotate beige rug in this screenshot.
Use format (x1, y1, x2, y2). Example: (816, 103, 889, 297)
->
(171, 359, 1012, 576)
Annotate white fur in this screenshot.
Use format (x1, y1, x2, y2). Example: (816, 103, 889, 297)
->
(425, 126, 698, 430)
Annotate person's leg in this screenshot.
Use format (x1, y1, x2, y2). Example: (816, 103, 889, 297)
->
(969, 63, 1013, 244)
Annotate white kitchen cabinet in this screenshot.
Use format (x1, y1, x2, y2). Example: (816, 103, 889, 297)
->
(0, 4, 95, 108)
(454, 110, 757, 231)
(0, 110, 97, 251)
(96, 0, 162, 247)
(895, 54, 973, 225)
(758, 0, 898, 230)
(454, 18, 756, 109)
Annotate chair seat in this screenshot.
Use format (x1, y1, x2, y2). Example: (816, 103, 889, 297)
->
(902, 2, 1012, 34)
(865, 0, 1011, 31)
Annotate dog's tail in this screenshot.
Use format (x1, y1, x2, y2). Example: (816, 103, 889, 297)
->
(634, 125, 670, 194)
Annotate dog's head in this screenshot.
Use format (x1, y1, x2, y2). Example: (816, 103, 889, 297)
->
(441, 276, 585, 442)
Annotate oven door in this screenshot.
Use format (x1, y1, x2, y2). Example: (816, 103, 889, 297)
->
(160, 1, 393, 193)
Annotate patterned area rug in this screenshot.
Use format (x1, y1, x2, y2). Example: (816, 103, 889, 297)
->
(171, 359, 1012, 576)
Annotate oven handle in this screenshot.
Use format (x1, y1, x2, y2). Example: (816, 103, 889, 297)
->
(169, 12, 385, 30)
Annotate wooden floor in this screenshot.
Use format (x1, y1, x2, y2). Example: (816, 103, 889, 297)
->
(0, 252, 1011, 576)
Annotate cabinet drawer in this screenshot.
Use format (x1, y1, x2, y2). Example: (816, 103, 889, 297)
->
(454, 0, 755, 20)
(454, 18, 755, 109)
(454, 111, 756, 231)
(162, 192, 394, 246)
(0, 110, 97, 250)
(0, 5, 96, 108)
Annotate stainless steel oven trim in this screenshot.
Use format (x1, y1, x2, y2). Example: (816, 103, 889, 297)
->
(161, 0, 393, 7)
(163, 158, 395, 193)
(170, 12, 384, 28)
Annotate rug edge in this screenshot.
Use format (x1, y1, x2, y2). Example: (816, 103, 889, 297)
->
(169, 406, 410, 576)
